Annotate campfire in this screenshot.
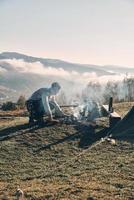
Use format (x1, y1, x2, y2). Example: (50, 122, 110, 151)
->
(59, 97, 121, 128)
(59, 100, 102, 125)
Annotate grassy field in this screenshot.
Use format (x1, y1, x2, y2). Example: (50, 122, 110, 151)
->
(0, 102, 134, 200)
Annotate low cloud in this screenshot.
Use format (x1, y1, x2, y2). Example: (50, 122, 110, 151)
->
(0, 59, 128, 85)
(0, 58, 134, 104)
(0, 65, 7, 72)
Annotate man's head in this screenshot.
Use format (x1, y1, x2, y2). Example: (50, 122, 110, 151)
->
(50, 82, 61, 95)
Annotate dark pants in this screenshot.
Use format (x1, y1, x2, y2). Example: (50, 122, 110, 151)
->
(26, 99, 42, 123)
(26, 99, 55, 123)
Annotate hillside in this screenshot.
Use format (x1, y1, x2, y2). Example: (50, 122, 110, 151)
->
(1, 52, 134, 102)
(0, 52, 113, 74)
(0, 52, 111, 102)
(0, 102, 134, 200)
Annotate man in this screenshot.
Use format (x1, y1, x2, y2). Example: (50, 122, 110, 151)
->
(26, 82, 65, 124)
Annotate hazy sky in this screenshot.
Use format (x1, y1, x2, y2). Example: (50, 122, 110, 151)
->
(0, 0, 134, 66)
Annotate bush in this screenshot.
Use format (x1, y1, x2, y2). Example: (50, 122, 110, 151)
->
(1, 101, 17, 111)
(17, 95, 26, 109)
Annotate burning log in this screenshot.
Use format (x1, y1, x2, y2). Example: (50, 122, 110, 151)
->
(60, 104, 79, 108)
(59, 115, 78, 124)
(59, 101, 101, 125)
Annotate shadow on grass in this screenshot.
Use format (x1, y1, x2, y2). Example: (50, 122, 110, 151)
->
(0, 122, 54, 141)
(76, 124, 110, 148)
(35, 131, 80, 152)
(0, 123, 30, 139)
(0, 121, 109, 151)
(35, 123, 109, 152)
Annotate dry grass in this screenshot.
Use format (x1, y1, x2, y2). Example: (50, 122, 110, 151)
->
(114, 102, 134, 117)
(0, 109, 27, 117)
(0, 103, 134, 200)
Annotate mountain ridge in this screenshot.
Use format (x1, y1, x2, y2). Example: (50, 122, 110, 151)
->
(0, 51, 134, 102)
(0, 51, 112, 75)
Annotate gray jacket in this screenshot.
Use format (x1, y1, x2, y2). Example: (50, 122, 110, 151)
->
(29, 88, 62, 117)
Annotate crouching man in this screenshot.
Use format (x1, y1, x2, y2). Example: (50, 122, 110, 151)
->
(26, 82, 65, 124)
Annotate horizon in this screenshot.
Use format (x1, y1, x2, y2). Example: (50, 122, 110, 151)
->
(0, 0, 134, 67)
(0, 51, 134, 69)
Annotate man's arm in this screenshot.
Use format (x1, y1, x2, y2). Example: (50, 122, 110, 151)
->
(42, 95, 53, 120)
(51, 96, 64, 117)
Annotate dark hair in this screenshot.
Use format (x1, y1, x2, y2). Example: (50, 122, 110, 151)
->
(51, 82, 61, 89)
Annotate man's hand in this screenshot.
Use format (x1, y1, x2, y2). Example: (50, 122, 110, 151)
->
(47, 115, 59, 123)
(47, 115, 53, 121)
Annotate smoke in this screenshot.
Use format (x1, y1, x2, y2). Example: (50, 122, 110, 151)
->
(0, 66, 7, 73)
(0, 58, 134, 108)
(0, 58, 127, 84)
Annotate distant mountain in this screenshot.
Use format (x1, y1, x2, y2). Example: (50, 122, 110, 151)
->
(0, 52, 113, 75)
(101, 65, 134, 75)
(0, 52, 134, 102)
